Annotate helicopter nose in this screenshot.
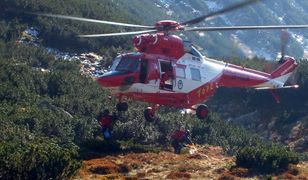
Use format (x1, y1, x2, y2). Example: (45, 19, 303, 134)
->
(97, 71, 124, 87)
(97, 71, 134, 87)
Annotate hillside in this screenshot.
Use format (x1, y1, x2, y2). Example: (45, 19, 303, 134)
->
(0, 0, 308, 179)
(0, 0, 134, 54)
(206, 58, 308, 153)
(2, 0, 308, 59)
(118, 0, 308, 59)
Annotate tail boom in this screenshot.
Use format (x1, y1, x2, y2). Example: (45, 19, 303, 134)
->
(218, 57, 298, 89)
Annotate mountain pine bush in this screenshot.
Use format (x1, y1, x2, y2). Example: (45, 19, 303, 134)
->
(236, 144, 299, 173)
(0, 138, 80, 180)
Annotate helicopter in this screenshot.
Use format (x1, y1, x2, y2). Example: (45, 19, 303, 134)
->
(36, 0, 308, 122)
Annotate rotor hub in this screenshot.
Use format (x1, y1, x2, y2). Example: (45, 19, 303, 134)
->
(155, 20, 183, 32)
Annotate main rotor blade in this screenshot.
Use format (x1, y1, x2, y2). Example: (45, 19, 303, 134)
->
(185, 25, 308, 32)
(35, 13, 155, 29)
(181, 0, 260, 26)
(78, 30, 158, 37)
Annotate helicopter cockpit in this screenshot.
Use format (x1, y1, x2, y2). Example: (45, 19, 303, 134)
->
(110, 55, 140, 72)
(98, 54, 142, 88)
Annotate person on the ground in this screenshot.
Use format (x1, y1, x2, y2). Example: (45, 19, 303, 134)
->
(98, 109, 117, 140)
(170, 128, 193, 154)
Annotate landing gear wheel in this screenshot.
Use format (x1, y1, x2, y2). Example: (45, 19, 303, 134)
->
(196, 104, 209, 120)
(144, 107, 156, 122)
(116, 102, 128, 112)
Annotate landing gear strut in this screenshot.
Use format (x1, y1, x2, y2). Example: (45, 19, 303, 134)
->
(196, 104, 209, 120)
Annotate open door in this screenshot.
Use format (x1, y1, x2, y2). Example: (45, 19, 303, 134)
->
(139, 59, 148, 83)
(159, 60, 174, 91)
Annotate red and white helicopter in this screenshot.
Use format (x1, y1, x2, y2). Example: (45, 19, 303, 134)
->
(40, 0, 308, 122)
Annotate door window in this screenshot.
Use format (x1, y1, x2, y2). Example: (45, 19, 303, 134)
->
(175, 67, 185, 78)
(190, 68, 201, 81)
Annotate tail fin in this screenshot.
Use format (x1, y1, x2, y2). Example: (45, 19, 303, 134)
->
(271, 58, 297, 79)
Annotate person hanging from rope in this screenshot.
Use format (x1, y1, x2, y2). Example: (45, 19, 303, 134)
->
(98, 109, 118, 140)
(170, 128, 193, 154)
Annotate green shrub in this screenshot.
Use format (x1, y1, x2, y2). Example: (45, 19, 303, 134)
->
(236, 144, 299, 173)
(0, 138, 81, 180)
(299, 152, 308, 161)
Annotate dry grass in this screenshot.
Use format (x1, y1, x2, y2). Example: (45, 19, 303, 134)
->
(74, 145, 308, 180)
(74, 145, 233, 179)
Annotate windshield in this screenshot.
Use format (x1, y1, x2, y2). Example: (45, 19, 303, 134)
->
(110, 56, 121, 71)
(115, 57, 140, 72)
(183, 41, 203, 59)
(191, 46, 203, 59)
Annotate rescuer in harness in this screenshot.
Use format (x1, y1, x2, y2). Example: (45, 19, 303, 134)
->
(170, 128, 193, 154)
(160, 69, 173, 90)
(98, 109, 117, 140)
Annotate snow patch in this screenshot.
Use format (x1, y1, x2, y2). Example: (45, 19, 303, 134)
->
(204, 1, 222, 11)
(166, 10, 173, 16)
(198, 32, 205, 37)
(204, 1, 232, 25)
(231, 34, 255, 59)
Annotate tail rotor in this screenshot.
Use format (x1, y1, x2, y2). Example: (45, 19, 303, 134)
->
(279, 29, 290, 63)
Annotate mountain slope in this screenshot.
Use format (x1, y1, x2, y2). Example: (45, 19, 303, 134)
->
(1, 0, 308, 179)
(117, 0, 308, 59)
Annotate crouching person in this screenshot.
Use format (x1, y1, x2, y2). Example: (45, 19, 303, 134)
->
(171, 129, 192, 154)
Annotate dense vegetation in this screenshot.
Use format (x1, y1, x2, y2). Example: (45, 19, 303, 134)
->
(0, 41, 304, 178)
(236, 144, 299, 173)
(0, 0, 136, 55)
(0, 0, 307, 179)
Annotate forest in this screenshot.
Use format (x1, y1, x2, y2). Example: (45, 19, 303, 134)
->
(0, 0, 307, 179)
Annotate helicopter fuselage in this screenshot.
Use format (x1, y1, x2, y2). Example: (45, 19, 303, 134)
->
(97, 34, 297, 110)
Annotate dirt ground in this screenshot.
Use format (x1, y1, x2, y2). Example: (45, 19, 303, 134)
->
(74, 145, 308, 180)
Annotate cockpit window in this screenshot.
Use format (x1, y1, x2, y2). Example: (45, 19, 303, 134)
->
(110, 57, 121, 71)
(183, 41, 203, 59)
(115, 57, 140, 72)
(190, 46, 203, 59)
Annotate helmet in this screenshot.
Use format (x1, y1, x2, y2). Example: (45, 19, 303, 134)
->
(186, 129, 190, 135)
